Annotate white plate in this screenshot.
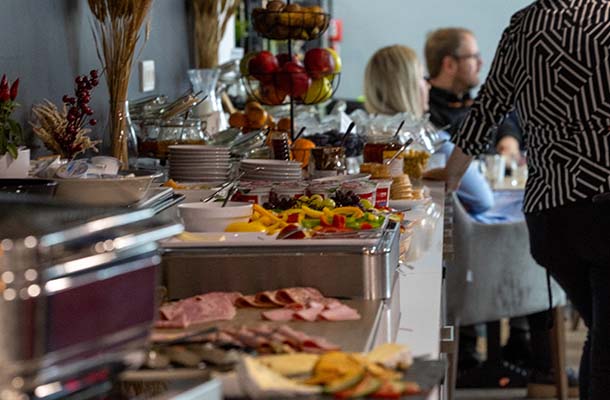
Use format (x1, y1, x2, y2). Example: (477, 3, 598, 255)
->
(388, 198, 430, 209)
(169, 145, 230, 152)
(240, 159, 302, 167)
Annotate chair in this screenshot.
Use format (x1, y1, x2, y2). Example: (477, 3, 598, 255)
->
(445, 192, 568, 399)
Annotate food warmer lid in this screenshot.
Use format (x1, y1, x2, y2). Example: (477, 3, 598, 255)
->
(0, 193, 183, 275)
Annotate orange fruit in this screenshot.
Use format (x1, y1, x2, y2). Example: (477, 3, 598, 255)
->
(246, 107, 268, 129)
(277, 117, 292, 132)
(229, 112, 247, 128)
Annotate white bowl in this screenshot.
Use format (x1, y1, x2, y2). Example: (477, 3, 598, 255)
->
(54, 172, 159, 206)
(178, 201, 253, 232)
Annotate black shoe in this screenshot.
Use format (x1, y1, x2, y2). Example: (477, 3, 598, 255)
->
(526, 368, 579, 398)
(456, 360, 529, 389)
(502, 334, 532, 368)
(457, 352, 481, 371)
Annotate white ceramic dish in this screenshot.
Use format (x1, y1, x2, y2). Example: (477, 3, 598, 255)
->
(178, 201, 253, 232)
(54, 172, 159, 206)
(388, 197, 430, 209)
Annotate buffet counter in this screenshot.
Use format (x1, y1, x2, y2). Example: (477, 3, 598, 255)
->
(151, 181, 448, 400)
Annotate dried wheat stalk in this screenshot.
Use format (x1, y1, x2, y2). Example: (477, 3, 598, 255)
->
(30, 100, 100, 159)
(88, 0, 153, 165)
(192, 0, 239, 69)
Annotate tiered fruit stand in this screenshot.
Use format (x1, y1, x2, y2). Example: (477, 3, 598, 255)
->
(242, 0, 341, 140)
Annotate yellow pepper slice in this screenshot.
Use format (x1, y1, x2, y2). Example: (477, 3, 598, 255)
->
(333, 206, 365, 218)
(253, 204, 288, 227)
(301, 205, 324, 219)
(322, 207, 335, 218)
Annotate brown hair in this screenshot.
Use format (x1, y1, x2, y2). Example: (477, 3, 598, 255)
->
(424, 27, 473, 79)
(364, 45, 424, 117)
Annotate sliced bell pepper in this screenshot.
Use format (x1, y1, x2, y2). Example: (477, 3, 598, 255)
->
(301, 218, 321, 229)
(302, 205, 324, 219)
(332, 214, 346, 229)
(320, 214, 334, 227)
(333, 206, 365, 219)
(360, 222, 373, 230)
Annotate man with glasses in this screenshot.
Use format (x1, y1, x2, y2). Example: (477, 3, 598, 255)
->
(425, 28, 522, 159)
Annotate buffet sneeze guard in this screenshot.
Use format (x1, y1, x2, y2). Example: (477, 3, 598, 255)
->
(0, 195, 182, 399)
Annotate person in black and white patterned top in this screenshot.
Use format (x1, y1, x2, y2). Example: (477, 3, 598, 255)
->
(425, 1, 610, 398)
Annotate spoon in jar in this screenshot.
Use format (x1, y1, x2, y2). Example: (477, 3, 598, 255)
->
(385, 137, 414, 165)
(392, 120, 406, 140)
(289, 127, 307, 149)
(340, 122, 356, 147)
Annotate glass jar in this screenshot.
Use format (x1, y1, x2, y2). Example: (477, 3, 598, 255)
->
(137, 119, 161, 158)
(271, 131, 291, 161)
(363, 133, 401, 163)
(310, 147, 347, 172)
(156, 119, 183, 160)
(178, 119, 207, 144)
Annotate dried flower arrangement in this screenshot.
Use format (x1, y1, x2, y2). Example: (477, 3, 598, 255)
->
(30, 71, 101, 160)
(191, 0, 239, 68)
(0, 75, 23, 158)
(88, 0, 153, 167)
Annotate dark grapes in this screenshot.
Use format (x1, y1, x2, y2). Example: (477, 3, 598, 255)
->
(331, 190, 362, 207)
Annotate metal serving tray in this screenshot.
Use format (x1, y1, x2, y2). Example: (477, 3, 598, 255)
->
(0, 195, 183, 397)
(161, 221, 400, 301)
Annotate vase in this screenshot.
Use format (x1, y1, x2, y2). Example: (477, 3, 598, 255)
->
(0, 147, 30, 178)
(187, 68, 228, 135)
(109, 100, 138, 170)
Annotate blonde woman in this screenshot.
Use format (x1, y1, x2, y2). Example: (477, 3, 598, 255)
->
(364, 45, 428, 118)
(363, 45, 493, 213)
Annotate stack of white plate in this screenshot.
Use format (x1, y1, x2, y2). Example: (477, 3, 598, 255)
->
(239, 159, 303, 182)
(168, 145, 231, 183)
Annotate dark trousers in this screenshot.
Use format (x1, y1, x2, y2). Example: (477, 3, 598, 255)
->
(526, 200, 610, 400)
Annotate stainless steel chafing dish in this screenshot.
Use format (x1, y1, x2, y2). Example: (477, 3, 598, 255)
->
(0, 195, 182, 399)
(161, 220, 401, 301)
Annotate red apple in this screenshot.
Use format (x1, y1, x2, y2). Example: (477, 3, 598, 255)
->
(276, 53, 299, 68)
(260, 81, 287, 105)
(248, 51, 279, 83)
(277, 61, 311, 99)
(304, 48, 335, 79)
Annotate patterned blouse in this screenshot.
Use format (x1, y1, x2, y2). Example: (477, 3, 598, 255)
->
(454, 0, 610, 212)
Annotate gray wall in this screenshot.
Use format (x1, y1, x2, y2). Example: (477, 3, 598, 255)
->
(0, 1, 192, 155)
(333, 0, 533, 99)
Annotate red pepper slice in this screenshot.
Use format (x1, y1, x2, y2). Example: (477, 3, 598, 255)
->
(332, 214, 346, 229)
(286, 213, 300, 223)
(320, 214, 334, 227)
(360, 222, 373, 230)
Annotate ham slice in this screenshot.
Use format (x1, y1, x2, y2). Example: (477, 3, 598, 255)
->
(261, 308, 296, 321)
(255, 290, 289, 306)
(155, 291, 237, 329)
(235, 295, 277, 308)
(276, 325, 340, 352)
(319, 304, 361, 321)
(294, 302, 325, 322)
(275, 287, 324, 305)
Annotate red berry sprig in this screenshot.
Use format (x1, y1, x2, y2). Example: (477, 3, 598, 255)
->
(60, 70, 99, 154)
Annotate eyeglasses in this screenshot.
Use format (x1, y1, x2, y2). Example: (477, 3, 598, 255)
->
(453, 52, 482, 61)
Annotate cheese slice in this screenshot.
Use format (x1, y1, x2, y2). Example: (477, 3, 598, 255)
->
(365, 343, 413, 370)
(237, 356, 321, 398)
(257, 353, 320, 377)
